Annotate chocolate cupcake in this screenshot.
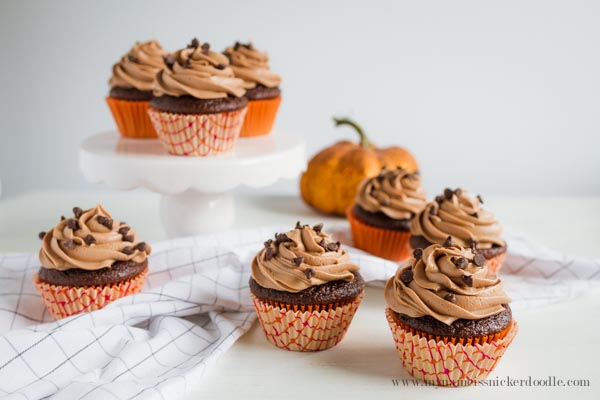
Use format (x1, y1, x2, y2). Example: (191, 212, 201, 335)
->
(347, 167, 427, 261)
(223, 41, 282, 137)
(410, 188, 507, 273)
(250, 222, 365, 351)
(149, 38, 247, 156)
(33, 205, 151, 319)
(106, 40, 167, 138)
(384, 242, 517, 386)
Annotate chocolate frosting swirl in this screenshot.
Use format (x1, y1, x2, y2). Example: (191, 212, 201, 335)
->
(251, 223, 360, 293)
(385, 243, 510, 325)
(223, 42, 281, 89)
(153, 39, 245, 99)
(109, 40, 167, 91)
(356, 168, 426, 220)
(39, 205, 151, 271)
(411, 189, 504, 249)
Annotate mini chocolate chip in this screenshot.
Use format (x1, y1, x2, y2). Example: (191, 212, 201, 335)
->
(470, 212, 479, 218)
(135, 242, 147, 252)
(215, 63, 226, 70)
(304, 268, 314, 279)
(188, 38, 200, 49)
(434, 195, 445, 204)
(444, 188, 454, 200)
(127, 54, 138, 63)
(461, 274, 473, 286)
(442, 236, 453, 247)
(326, 242, 340, 252)
(38, 231, 46, 240)
(123, 235, 134, 243)
(295, 221, 302, 229)
(454, 257, 468, 269)
(62, 239, 76, 250)
(84, 234, 96, 245)
(122, 246, 134, 255)
(313, 223, 323, 234)
(234, 41, 241, 50)
(454, 188, 463, 196)
(400, 269, 414, 285)
(473, 254, 486, 267)
(264, 239, 273, 248)
(118, 226, 130, 236)
(66, 219, 79, 231)
(265, 247, 276, 261)
(275, 233, 292, 243)
(429, 205, 438, 216)
(73, 207, 83, 219)
(163, 54, 176, 69)
(96, 215, 113, 230)
(318, 238, 328, 249)
(444, 293, 457, 303)
(470, 241, 479, 253)
(477, 194, 484, 204)
(60, 216, 66, 221)
(182, 59, 192, 69)
(201, 42, 210, 55)
(292, 257, 304, 266)
(413, 248, 423, 260)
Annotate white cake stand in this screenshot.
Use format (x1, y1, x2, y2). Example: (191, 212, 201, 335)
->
(80, 131, 306, 237)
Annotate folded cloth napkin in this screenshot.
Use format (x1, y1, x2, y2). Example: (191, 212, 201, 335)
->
(0, 225, 598, 399)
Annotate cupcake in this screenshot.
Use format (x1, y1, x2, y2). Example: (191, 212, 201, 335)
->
(223, 41, 282, 137)
(347, 167, 427, 261)
(384, 241, 517, 386)
(107, 40, 167, 138)
(250, 222, 365, 351)
(149, 38, 247, 156)
(33, 205, 151, 319)
(410, 188, 507, 273)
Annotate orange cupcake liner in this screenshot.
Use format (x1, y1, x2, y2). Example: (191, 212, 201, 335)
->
(347, 207, 412, 261)
(385, 308, 518, 386)
(486, 251, 506, 275)
(251, 292, 364, 352)
(106, 97, 157, 139)
(148, 107, 247, 156)
(33, 269, 148, 320)
(239, 96, 282, 137)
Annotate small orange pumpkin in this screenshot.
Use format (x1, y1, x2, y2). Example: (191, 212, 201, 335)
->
(300, 118, 419, 216)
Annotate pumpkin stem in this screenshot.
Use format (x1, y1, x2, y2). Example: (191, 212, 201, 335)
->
(333, 117, 372, 148)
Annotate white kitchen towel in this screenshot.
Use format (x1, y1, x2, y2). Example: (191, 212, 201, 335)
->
(0, 225, 598, 399)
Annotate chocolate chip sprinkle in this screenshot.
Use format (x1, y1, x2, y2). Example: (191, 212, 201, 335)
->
(215, 63, 226, 70)
(454, 188, 463, 196)
(73, 207, 83, 219)
(201, 42, 210, 55)
(275, 233, 292, 244)
(118, 226, 130, 236)
(429, 205, 438, 216)
(313, 223, 323, 234)
(444, 293, 457, 303)
(470, 212, 479, 218)
(295, 221, 302, 230)
(473, 253, 486, 267)
(182, 58, 192, 69)
(123, 235, 134, 243)
(434, 195, 445, 204)
(60, 216, 66, 221)
(326, 242, 340, 252)
(188, 38, 200, 49)
(304, 268, 314, 279)
(461, 274, 473, 286)
(470, 241, 479, 253)
(477, 194, 484, 204)
(127, 54, 138, 63)
(163, 54, 176, 70)
(135, 242, 147, 252)
(96, 215, 113, 230)
(264, 239, 273, 248)
(318, 238, 328, 249)
(444, 188, 454, 200)
(62, 239, 76, 250)
(413, 248, 423, 260)
(122, 246, 134, 255)
(84, 234, 96, 245)
(38, 231, 46, 240)
(265, 247, 276, 261)
(66, 219, 79, 231)
(454, 257, 468, 269)
(400, 269, 414, 285)
(292, 257, 304, 266)
(442, 236, 454, 248)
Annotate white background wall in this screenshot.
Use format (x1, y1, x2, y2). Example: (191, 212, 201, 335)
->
(1, 0, 599, 198)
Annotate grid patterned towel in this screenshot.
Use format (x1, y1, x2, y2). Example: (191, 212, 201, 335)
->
(0, 226, 598, 399)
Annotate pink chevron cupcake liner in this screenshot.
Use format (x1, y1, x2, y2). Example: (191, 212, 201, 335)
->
(386, 308, 518, 386)
(147, 107, 247, 156)
(251, 292, 364, 352)
(33, 269, 148, 320)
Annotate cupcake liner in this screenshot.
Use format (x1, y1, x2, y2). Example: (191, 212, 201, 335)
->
(106, 97, 157, 139)
(347, 207, 412, 261)
(385, 308, 518, 387)
(239, 96, 282, 137)
(251, 292, 364, 352)
(486, 251, 507, 275)
(148, 107, 247, 156)
(33, 269, 148, 320)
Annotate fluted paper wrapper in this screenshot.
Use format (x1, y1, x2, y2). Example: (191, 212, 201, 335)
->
(148, 107, 247, 156)
(347, 207, 411, 261)
(239, 96, 282, 137)
(486, 252, 507, 275)
(106, 97, 157, 138)
(385, 308, 518, 386)
(33, 269, 147, 320)
(251, 292, 364, 352)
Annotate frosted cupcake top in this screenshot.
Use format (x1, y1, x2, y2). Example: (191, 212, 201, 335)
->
(109, 40, 167, 91)
(223, 42, 281, 89)
(39, 205, 151, 271)
(355, 168, 427, 220)
(385, 241, 510, 325)
(411, 188, 504, 249)
(251, 223, 359, 293)
(153, 38, 246, 99)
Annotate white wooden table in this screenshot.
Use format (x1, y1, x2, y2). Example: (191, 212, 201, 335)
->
(1, 191, 599, 400)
